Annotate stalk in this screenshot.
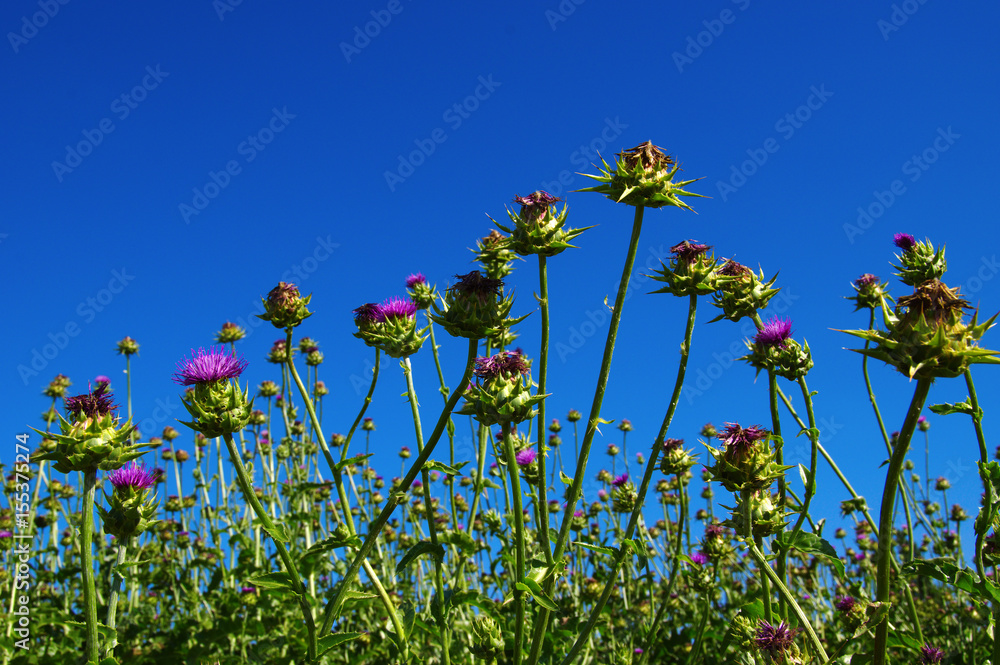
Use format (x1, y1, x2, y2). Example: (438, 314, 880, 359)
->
(502, 422, 527, 665)
(103, 539, 129, 658)
(534, 254, 554, 565)
(873, 378, 932, 665)
(81, 470, 99, 663)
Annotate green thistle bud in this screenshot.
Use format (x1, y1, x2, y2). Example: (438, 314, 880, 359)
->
(352, 298, 427, 358)
(652, 241, 732, 298)
(741, 316, 813, 381)
(33, 385, 149, 473)
(116, 336, 140, 356)
(611, 479, 638, 514)
(173, 348, 254, 438)
(703, 423, 791, 493)
(847, 274, 891, 312)
(840, 278, 1000, 380)
(470, 614, 504, 663)
(577, 141, 705, 210)
(473, 229, 520, 280)
(215, 321, 246, 344)
(458, 351, 546, 427)
(493, 191, 592, 257)
(728, 491, 788, 538)
(892, 234, 947, 286)
(405, 273, 437, 309)
(710, 260, 781, 323)
(431, 271, 526, 340)
(257, 282, 313, 329)
(660, 438, 697, 476)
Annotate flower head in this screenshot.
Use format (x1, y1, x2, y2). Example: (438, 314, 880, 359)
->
(65, 383, 119, 421)
(690, 551, 708, 565)
(257, 282, 313, 329)
(473, 350, 530, 381)
(918, 644, 945, 664)
(754, 620, 797, 658)
(515, 448, 536, 466)
(405, 273, 427, 288)
(215, 321, 247, 344)
(172, 347, 248, 386)
(353, 303, 382, 326)
(94, 375, 111, 387)
(893, 232, 917, 252)
(670, 240, 711, 264)
(378, 296, 417, 321)
(577, 142, 705, 210)
(612, 473, 629, 487)
(109, 461, 157, 492)
(718, 423, 769, 460)
(834, 595, 856, 613)
(116, 336, 140, 356)
(755, 316, 793, 350)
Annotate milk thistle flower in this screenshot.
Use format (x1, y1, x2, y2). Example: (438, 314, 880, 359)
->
(174, 347, 253, 438)
(710, 260, 780, 323)
(431, 271, 524, 340)
(458, 350, 546, 427)
(98, 461, 159, 540)
(703, 423, 788, 493)
(892, 234, 947, 286)
(406, 272, 436, 309)
(918, 644, 945, 664)
(848, 273, 890, 312)
(473, 229, 520, 280)
(352, 298, 427, 358)
(215, 321, 246, 344)
(577, 141, 705, 210)
(652, 240, 730, 298)
(33, 384, 145, 473)
(494, 190, 591, 257)
(660, 438, 697, 475)
(754, 620, 798, 661)
(257, 282, 313, 329)
(743, 316, 813, 380)
(116, 336, 139, 356)
(841, 277, 999, 379)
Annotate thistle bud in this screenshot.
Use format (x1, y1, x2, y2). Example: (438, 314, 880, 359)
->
(470, 614, 504, 663)
(710, 261, 781, 323)
(494, 191, 590, 257)
(892, 234, 947, 286)
(116, 336, 140, 357)
(43, 374, 72, 398)
(352, 298, 427, 358)
(173, 347, 254, 439)
(258, 380, 280, 398)
(458, 351, 546, 427)
(652, 241, 732, 298)
(405, 273, 436, 310)
(567, 409, 582, 422)
(660, 438, 697, 476)
(96, 462, 160, 541)
(473, 230, 520, 280)
(848, 274, 890, 312)
(257, 282, 313, 329)
(431, 271, 524, 340)
(215, 322, 246, 344)
(577, 141, 705, 210)
(742, 316, 813, 381)
(703, 423, 790, 493)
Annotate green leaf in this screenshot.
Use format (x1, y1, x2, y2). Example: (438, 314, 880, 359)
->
(448, 589, 502, 621)
(902, 558, 1000, 603)
(773, 531, 845, 578)
(396, 541, 445, 574)
(317, 632, 363, 658)
(515, 578, 558, 611)
(423, 459, 467, 476)
(335, 454, 373, 471)
(886, 631, 925, 650)
(622, 538, 648, 569)
(573, 541, 615, 556)
(246, 571, 298, 592)
(559, 471, 574, 486)
(303, 533, 363, 560)
(929, 399, 975, 416)
(266, 521, 291, 543)
(439, 530, 478, 556)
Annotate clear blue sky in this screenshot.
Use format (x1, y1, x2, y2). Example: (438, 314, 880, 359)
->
(4, 1, 999, 550)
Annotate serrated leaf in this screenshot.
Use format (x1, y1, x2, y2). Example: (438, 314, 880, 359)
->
(573, 541, 615, 556)
(267, 522, 291, 543)
(303, 533, 362, 559)
(423, 459, 467, 476)
(516, 578, 558, 611)
(439, 530, 478, 556)
(773, 531, 845, 578)
(902, 558, 1000, 602)
(559, 471, 574, 486)
(396, 541, 445, 574)
(335, 454, 373, 472)
(246, 571, 297, 592)
(929, 400, 975, 416)
(886, 631, 925, 650)
(317, 632, 363, 658)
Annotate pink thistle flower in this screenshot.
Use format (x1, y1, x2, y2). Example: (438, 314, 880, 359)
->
(377, 296, 417, 321)
(515, 448, 537, 466)
(108, 461, 157, 492)
(612, 473, 629, 487)
(65, 383, 119, 420)
(405, 273, 427, 288)
(893, 232, 917, 252)
(754, 316, 793, 350)
(172, 346, 248, 386)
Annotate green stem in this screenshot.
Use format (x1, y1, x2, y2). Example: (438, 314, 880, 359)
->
(81, 470, 99, 663)
(556, 292, 697, 665)
(550, 204, 645, 575)
(502, 422, 527, 665)
(320, 338, 478, 637)
(103, 540, 128, 658)
(535, 253, 554, 565)
(221, 432, 317, 662)
(746, 538, 828, 661)
(873, 377, 932, 665)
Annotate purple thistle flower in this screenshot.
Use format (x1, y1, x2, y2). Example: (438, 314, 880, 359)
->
(704, 523, 726, 541)
(834, 595, 856, 613)
(352, 303, 382, 325)
(405, 272, 427, 288)
(474, 350, 530, 381)
(662, 438, 684, 453)
(612, 473, 629, 487)
(240, 586, 257, 594)
(918, 644, 945, 664)
(65, 383, 119, 420)
(377, 296, 417, 321)
(755, 620, 797, 658)
(597, 489, 608, 500)
(574, 510, 584, 518)
(718, 259, 752, 277)
(515, 448, 537, 466)
(670, 240, 711, 264)
(754, 316, 794, 350)
(854, 273, 879, 288)
(94, 375, 111, 386)
(718, 423, 769, 459)
(0, 531, 12, 539)
(690, 551, 708, 565)
(108, 462, 157, 492)
(514, 190, 560, 208)
(450, 271, 503, 304)
(172, 347, 248, 386)
(893, 232, 917, 252)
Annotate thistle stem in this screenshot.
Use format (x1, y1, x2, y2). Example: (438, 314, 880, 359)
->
(873, 377, 932, 665)
(502, 422, 527, 665)
(103, 539, 128, 658)
(81, 470, 99, 663)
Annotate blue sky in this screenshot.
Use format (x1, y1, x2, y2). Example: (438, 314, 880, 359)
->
(3, 1, 999, 554)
